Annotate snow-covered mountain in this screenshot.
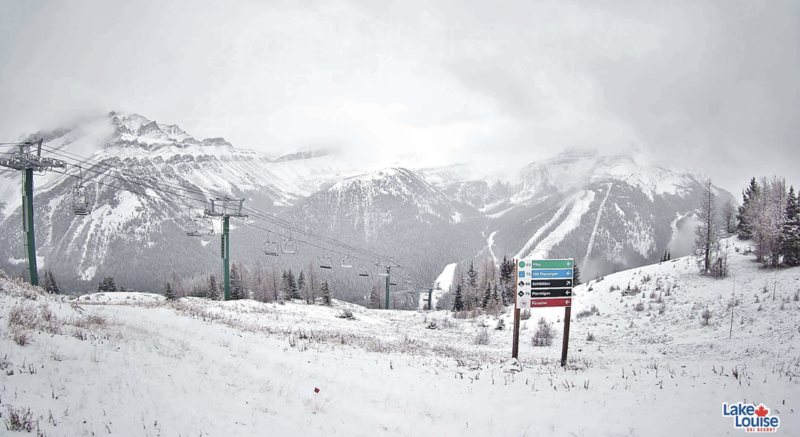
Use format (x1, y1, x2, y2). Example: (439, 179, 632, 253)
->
(0, 112, 732, 296)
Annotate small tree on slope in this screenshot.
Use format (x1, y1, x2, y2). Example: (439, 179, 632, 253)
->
(165, 282, 176, 301)
(208, 274, 219, 300)
(321, 280, 331, 306)
(453, 283, 464, 312)
(48, 270, 61, 295)
(368, 284, 381, 309)
(737, 177, 760, 240)
(695, 179, 719, 274)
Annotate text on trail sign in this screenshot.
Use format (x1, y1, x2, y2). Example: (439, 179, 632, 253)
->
(529, 298, 571, 307)
(519, 259, 573, 269)
(519, 269, 572, 278)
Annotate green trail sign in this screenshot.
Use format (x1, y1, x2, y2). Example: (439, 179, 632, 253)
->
(518, 259, 573, 269)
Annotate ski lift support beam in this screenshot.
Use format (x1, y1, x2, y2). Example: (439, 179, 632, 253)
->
(203, 197, 248, 301)
(375, 260, 402, 310)
(0, 138, 67, 286)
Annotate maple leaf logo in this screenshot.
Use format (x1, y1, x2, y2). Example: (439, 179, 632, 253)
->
(755, 405, 769, 417)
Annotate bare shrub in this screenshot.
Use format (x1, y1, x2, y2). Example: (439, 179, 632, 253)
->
(336, 309, 355, 320)
(701, 308, 712, 326)
(633, 302, 645, 312)
(642, 274, 652, 283)
(520, 308, 531, 320)
(495, 318, 505, 331)
(453, 310, 479, 319)
(532, 317, 553, 347)
(3, 405, 36, 432)
(8, 304, 39, 330)
(586, 332, 596, 341)
(578, 304, 599, 319)
(426, 321, 438, 330)
(473, 328, 490, 345)
(12, 327, 29, 346)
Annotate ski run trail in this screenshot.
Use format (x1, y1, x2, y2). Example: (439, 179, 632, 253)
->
(1, 237, 799, 437)
(584, 182, 614, 267)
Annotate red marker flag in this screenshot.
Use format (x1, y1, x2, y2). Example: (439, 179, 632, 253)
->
(314, 388, 320, 393)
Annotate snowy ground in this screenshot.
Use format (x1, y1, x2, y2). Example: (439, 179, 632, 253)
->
(1, 238, 799, 436)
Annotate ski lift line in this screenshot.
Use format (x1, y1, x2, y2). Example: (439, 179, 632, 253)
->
(37, 145, 393, 260)
(49, 169, 201, 211)
(238, 220, 384, 265)
(244, 210, 393, 262)
(41, 146, 400, 263)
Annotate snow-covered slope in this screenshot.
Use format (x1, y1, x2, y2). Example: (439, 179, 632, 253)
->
(1, 238, 797, 436)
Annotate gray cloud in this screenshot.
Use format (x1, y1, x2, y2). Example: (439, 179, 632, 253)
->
(0, 0, 796, 193)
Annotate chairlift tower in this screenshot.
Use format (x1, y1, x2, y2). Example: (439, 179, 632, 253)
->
(421, 282, 441, 311)
(375, 259, 401, 310)
(204, 197, 247, 301)
(0, 138, 66, 285)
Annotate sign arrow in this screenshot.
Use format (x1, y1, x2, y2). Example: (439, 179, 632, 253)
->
(566, 290, 571, 295)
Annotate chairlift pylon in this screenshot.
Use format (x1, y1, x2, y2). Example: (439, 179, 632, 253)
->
(263, 231, 280, 257)
(72, 167, 91, 216)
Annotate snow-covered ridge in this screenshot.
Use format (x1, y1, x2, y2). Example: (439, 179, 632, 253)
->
(513, 147, 706, 202)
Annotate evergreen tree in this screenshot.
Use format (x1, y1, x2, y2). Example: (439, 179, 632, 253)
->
(48, 270, 61, 295)
(491, 284, 500, 304)
(737, 177, 760, 239)
(467, 260, 478, 287)
(41, 270, 53, 293)
(695, 179, 719, 274)
(482, 282, 491, 308)
(499, 256, 515, 305)
(165, 282, 176, 300)
(281, 270, 289, 300)
(298, 270, 306, 292)
(368, 284, 381, 309)
(781, 186, 800, 266)
(573, 264, 581, 286)
(321, 280, 332, 306)
(667, 251, 671, 261)
(119, 286, 126, 293)
(97, 276, 117, 293)
(287, 269, 299, 299)
(208, 274, 219, 300)
(230, 262, 244, 300)
(453, 283, 464, 312)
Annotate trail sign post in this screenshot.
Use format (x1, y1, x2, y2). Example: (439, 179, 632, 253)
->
(512, 258, 574, 367)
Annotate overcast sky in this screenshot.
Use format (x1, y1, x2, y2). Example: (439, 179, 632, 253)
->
(1, 0, 797, 193)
